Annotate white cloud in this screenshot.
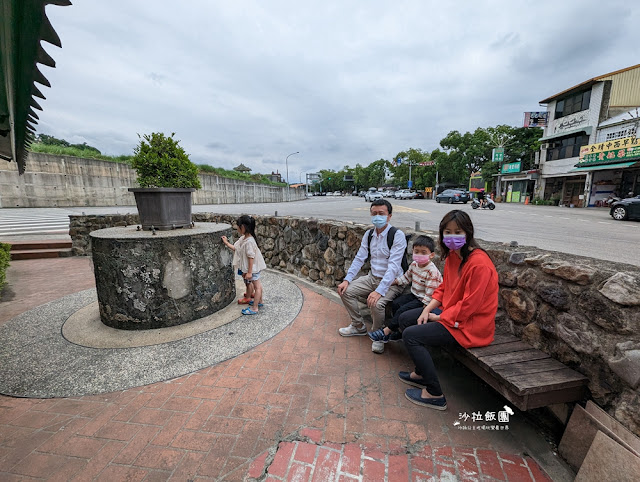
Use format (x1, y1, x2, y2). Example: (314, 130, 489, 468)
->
(37, 0, 639, 180)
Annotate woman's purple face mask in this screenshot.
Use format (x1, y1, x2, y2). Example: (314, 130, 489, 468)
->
(442, 234, 466, 250)
(442, 220, 467, 250)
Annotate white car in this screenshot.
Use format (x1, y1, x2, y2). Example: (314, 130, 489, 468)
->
(364, 191, 383, 202)
(394, 189, 416, 199)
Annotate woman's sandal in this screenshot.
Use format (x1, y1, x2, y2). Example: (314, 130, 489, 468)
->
(241, 307, 259, 315)
(237, 298, 252, 304)
(248, 300, 263, 307)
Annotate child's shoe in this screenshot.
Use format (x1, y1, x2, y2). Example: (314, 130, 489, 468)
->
(367, 329, 390, 343)
(388, 331, 402, 343)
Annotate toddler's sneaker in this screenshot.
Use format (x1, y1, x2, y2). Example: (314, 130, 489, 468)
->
(371, 341, 385, 354)
(388, 332, 402, 343)
(367, 329, 390, 343)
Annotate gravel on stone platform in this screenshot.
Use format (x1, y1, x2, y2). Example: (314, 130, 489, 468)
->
(0, 271, 302, 398)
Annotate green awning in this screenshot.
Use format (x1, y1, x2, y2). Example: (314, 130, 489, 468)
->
(570, 161, 637, 172)
(539, 126, 592, 142)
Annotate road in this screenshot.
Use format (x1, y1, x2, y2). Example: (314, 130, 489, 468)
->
(1, 197, 638, 266)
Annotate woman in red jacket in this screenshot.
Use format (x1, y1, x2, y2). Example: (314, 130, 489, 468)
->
(399, 210, 498, 410)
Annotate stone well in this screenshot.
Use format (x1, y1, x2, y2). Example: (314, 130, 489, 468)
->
(90, 224, 235, 330)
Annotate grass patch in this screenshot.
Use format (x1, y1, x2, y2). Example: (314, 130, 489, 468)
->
(0, 243, 10, 297)
(29, 143, 133, 163)
(197, 165, 285, 186)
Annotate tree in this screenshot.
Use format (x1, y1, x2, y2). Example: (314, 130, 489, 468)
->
(34, 134, 101, 155)
(390, 148, 434, 189)
(35, 133, 69, 147)
(438, 125, 543, 186)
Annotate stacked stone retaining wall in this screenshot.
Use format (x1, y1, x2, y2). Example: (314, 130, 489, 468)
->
(70, 213, 640, 436)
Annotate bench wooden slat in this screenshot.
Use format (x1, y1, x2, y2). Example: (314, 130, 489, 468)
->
(507, 368, 588, 395)
(467, 341, 532, 358)
(491, 358, 570, 377)
(478, 349, 550, 367)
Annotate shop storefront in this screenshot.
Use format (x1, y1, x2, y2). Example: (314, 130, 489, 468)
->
(498, 162, 539, 203)
(572, 136, 640, 206)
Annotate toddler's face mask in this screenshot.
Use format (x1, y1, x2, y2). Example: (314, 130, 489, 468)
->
(412, 254, 432, 264)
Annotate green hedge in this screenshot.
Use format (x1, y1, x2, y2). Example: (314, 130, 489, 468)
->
(0, 243, 10, 295)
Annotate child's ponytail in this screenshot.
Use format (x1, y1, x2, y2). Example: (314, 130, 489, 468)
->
(237, 215, 258, 246)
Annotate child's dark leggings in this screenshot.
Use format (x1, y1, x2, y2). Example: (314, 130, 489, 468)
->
(387, 293, 424, 332)
(402, 322, 458, 396)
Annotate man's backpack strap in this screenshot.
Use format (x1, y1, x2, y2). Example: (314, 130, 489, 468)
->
(366, 226, 410, 271)
(386, 226, 398, 250)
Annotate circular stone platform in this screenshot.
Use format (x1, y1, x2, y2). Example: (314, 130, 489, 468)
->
(0, 271, 302, 398)
(91, 224, 236, 330)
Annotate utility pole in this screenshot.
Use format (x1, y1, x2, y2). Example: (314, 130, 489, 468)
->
(285, 151, 299, 202)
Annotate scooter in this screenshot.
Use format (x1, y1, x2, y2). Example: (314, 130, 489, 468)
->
(605, 195, 620, 207)
(471, 197, 495, 210)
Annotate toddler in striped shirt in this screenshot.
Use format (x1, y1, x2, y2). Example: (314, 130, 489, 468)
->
(368, 235, 442, 343)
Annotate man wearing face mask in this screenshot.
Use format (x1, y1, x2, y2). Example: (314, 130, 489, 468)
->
(337, 199, 407, 354)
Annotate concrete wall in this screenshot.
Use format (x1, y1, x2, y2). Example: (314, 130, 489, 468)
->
(69, 213, 640, 437)
(0, 152, 303, 208)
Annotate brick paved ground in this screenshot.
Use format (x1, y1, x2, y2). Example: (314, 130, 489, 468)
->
(0, 258, 559, 481)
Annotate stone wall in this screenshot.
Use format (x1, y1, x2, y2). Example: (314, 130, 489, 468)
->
(69, 213, 640, 436)
(0, 152, 303, 207)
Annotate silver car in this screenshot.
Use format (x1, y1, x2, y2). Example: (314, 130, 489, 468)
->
(394, 189, 416, 199)
(364, 191, 383, 202)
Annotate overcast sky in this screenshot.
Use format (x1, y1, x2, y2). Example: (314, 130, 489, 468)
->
(37, 1, 638, 182)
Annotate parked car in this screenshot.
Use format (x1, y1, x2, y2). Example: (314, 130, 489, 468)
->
(394, 189, 416, 199)
(358, 190, 367, 197)
(609, 195, 640, 221)
(414, 191, 425, 199)
(382, 190, 394, 198)
(435, 189, 470, 204)
(364, 190, 383, 202)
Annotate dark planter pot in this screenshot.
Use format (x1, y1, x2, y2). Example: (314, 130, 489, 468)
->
(129, 188, 195, 230)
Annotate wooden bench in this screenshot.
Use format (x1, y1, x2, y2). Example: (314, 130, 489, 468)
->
(446, 333, 589, 411)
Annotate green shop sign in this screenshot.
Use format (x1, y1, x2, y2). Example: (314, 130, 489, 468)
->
(501, 162, 521, 174)
(580, 146, 640, 165)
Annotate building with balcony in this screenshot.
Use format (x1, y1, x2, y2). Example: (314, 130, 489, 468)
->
(537, 64, 640, 207)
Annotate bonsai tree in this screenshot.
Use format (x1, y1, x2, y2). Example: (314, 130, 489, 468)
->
(131, 132, 202, 189)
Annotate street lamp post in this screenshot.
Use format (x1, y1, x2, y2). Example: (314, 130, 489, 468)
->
(285, 151, 299, 201)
